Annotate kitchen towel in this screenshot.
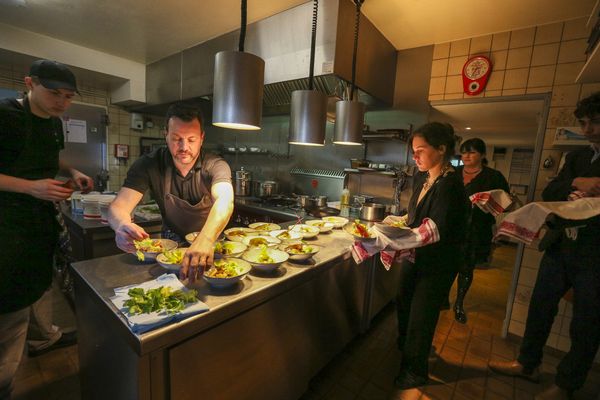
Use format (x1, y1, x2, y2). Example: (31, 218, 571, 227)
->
(469, 189, 513, 216)
(351, 218, 439, 269)
(495, 197, 600, 245)
(110, 273, 209, 334)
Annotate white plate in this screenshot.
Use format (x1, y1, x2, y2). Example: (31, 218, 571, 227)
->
(203, 258, 251, 288)
(279, 242, 321, 261)
(223, 227, 260, 242)
(288, 224, 320, 239)
(134, 238, 178, 262)
(248, 222, 281, 232)
(242, 235, 281, 248)
(305, 220, 334, 233)
(213, 241, 248, 258)
(321, 216, 348, 228)
(242, 248, 289, 272)
(269, 229, 303, 243)
(156, 248, 188, 271)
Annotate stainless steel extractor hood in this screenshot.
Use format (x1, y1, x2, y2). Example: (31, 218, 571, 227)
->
(136, 0, 397, 118)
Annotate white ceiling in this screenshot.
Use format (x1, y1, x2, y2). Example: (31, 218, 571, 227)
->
(0, 0, 594, 64)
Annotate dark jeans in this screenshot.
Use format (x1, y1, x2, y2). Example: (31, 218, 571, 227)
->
(518, 241, 600, 392)
(396, 260, 457, 378)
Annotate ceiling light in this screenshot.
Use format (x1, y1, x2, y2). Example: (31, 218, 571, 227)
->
(289, 0, 327, 146)
(333, 0, 366, 146)
(212, 0, 264, 130)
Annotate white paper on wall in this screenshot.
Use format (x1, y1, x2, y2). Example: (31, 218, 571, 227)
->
(64, 119, 87, 143)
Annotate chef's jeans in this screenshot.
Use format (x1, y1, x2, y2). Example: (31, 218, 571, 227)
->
(517, 242, 600, 392)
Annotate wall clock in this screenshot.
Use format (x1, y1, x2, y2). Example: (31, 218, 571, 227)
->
(462, 55, 492, 96)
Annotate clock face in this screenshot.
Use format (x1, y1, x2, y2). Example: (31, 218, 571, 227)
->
(464, 58, 490, 79)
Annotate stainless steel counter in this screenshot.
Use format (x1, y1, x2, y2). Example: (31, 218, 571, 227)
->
(72, 226, 400, 400)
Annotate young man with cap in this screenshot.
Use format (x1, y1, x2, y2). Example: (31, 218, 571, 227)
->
(0, 60, 93, 399)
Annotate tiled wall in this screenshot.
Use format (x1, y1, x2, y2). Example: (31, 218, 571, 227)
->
(430, 18, 600, 355)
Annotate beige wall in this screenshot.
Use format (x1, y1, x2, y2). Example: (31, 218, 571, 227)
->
(428, 17, 600, 353)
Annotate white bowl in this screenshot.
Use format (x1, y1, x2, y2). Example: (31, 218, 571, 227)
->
(269, 229, 303, 243)
(279, 241, 321, 261)
(203, 258, 251, 288)
(133, 238, 178, 262)
(223, 227, 260, 242)
(242, 235, 281, 248)
(213, 241, 247, 258)
(288, 224, 320, 239)
(242, 248, 289, 272)
(343, 222, 376, 242)
(248, 222, 281, 232)
(156, 248, 188, 271)
(185, 231, 199, 245)
(321, 216, 349, 229)
(305, 220, 334, 233)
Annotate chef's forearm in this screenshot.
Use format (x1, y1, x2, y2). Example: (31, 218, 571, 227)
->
(0, 174, 32, 194)
(198, 199, 234, 242)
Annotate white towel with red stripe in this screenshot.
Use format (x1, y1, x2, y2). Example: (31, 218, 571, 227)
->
(351, 218, 440, 270)
(494, 197, 600, 245)
(469, 189, 513, 216)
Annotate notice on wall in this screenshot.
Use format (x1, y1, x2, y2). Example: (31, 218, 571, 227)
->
(64, 119, 87, 143)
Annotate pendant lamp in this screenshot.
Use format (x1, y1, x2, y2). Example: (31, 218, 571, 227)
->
(213, 0, 264, 130)
(333, 0, 365, 145)
(288, 0, 328, 146)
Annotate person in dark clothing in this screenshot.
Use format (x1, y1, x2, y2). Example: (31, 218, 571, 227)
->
(453, 138, 509, 324)
(489, 91, 600, 400)
(393, 122, 469, 390)
(0, 60, 93, 400)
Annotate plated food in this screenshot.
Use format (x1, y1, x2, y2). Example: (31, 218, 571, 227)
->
(288, 224, 320, 239)
(242, 235, 281, 248)
(223, 227, 260, 242)
(242, 247, 289, 272)
(344, 220, 376, 241)
(213, 241, 247, 258)
(203, 258, 251, 288)
(185, 232, 199, 245)
(279, 241, 321, 261)
(133, 238, 178, 262)
(248, 222, 281, 232)
(321, 216, 348, 229)
(374, 215, 412, 238)
(269, 229, 303, 243)
(305, 219, 334, 233)
(156, 248, 189, 271)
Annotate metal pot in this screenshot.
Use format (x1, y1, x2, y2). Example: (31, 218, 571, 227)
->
(234, 167, 252, 196)
(296, 194, 314, 209)
(312, 195, 328, 208)
(252, 180, 280, 197)
(360, 202, 386, 221)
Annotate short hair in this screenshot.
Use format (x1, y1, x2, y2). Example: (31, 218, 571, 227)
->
(165, 103, 204, 131)
(460, 138, 487, 155)
(574, 91, 600, 119)
(409, 122, 456, 162)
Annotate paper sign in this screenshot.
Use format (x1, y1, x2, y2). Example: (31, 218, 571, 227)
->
(64, 119, 87, 143)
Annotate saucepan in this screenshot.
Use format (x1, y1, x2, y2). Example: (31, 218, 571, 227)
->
(360, 203, 386, 222)
(252, 180, 280, 197)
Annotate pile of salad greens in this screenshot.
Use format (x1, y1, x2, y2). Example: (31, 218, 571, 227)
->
(123, 286, 198, 315)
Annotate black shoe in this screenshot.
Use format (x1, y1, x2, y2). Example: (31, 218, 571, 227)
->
(28, 331, 77, 357)
(454, 306, 467, 324)
(393, 370, 428, 390)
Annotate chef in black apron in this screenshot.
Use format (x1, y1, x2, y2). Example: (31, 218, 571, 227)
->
(108, 103, 234, 281)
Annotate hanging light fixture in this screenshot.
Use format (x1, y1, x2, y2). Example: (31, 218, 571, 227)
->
(288, 0, 328, 146)
(333, 0, 366, 145)
(213, 0, 264, 130)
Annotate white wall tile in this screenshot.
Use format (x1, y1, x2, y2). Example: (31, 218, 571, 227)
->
(470, 35, 492, 55)
(433, 42, 450, 59)
(492, 32, 511, 51)
(562, 17, 589, 40)
(557, 39, 588, 63)
(510, 27, 536, 48)
(535, 22, 564, 45)
(506, 47, 533, 69)
(531, 43, 560, 66)
(450, 38, 471, 57)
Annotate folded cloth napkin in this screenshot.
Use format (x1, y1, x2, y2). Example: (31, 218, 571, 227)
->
(495, 197, 600, 245)
(470, 189, 513, 216)
(351, 218, 440, 270)
(110, 273, 209, 334)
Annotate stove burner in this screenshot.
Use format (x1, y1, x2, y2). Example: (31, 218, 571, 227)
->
(258, 195, 299, 209)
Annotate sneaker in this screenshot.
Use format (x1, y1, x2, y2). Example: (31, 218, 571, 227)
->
(393, 370, 428, 390)
(28, 331, 77, 357)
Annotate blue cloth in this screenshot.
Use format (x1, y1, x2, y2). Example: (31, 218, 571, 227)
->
(110, 273, 209, 334)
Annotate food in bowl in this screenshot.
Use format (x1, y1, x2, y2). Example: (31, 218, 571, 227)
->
(305, 220, 334, 232)
(224, 227, 259, 242)
(280, 241, 321, 261)
(213, 241, 247, 257)
(248, 222, 281, 231)
(350, 220, 373, 238)
(321, 216, 349, 228)
(206, 259, 246, 278)
(286, 242, 315, 254)
(269, 229, 303, 242)
(289, 224, 319, 239)
(242, 247, 289, 272)
(242, 235, 281, 248)
(156, 248, 189, 271)
(133, 238, 177, 261)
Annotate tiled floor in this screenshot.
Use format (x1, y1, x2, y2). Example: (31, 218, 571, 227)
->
(12, 244, 600, 400)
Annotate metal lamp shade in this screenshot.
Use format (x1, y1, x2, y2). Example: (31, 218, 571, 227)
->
(333, 100, 365, 145)
(212, 50, 265, 130)
(288, 90, 328, 146)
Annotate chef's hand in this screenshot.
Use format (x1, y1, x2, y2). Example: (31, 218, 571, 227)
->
(71, 170, 94, 194)
(572, 177, 600, 196)
(28, 178, 74, 201)
(181, 233, 214, 282)
(114, 222, 148, 253)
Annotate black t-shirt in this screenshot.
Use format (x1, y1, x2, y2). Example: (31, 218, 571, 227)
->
(122, 147, 232, 216)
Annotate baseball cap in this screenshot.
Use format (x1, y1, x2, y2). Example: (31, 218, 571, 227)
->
(29, 60, 78, 93)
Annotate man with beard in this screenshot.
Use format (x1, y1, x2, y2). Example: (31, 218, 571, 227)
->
(108, 103, 234, 280)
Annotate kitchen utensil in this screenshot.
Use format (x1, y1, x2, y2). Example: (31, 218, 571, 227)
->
(360, 202, 386, 222)
(234, 167, 252, 196)
(296, 194, 315, 209)
(251, 180, 280, 197)
(352, 194, 374, 205)
(312, 195, 328, 208)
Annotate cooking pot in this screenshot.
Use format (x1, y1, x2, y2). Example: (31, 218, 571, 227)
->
(252, 180, 280, 197)
(296, 194, 314, 209)
(234, 167, 252, 196)
(360, 202, 386, 222)
(313, 195, 328, 208)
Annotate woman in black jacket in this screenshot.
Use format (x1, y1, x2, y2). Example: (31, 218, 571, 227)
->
(394, 122, 468, 390)
(453, 138, 509, 324)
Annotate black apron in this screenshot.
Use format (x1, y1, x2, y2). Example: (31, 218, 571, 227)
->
(162, 158, 215, 240)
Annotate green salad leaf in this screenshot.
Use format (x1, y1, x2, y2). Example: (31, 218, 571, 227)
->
(123, 286, 198, 315)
